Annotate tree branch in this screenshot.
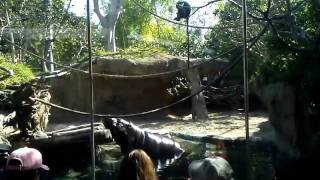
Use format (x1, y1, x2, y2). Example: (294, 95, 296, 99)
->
(93, 0, 105, 23)
(0, 25, 8, 41)
(248, 23, 269, 48)
(268, 20, 308, 53)
(227, 0, 265, 21)
(190, 0, 222, 17)
(271, 0, 305, 20)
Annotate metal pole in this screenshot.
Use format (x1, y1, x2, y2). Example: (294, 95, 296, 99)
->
(242, 0, 250, 179)
(186, 17, 190, 68)
(86, 0, 95, 179)
(242, 0, 249, 141)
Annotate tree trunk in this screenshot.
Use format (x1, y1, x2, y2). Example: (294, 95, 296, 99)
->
(43, 0, 54, 72)
(0, 24, 8, 42)
(25, 123, 113, 147)
(102, 24, 117, 52)
(5, 8, 16, 63)
(187, 68, 209, 121)
(94, 0, 123, 52)
(21, 23, 30, 62)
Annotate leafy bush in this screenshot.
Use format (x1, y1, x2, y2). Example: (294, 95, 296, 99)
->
(95, 47, 167, 61)
(0, 55, 35, 89)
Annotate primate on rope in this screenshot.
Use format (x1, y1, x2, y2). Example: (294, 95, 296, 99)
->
(174, 1, 191, 21)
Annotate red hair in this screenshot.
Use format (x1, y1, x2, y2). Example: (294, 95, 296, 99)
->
(118, 149, 158, 180)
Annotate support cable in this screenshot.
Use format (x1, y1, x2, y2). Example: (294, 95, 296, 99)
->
(86, 0, 95, 179)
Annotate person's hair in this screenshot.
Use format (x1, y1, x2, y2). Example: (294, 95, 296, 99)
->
(118, 149, 158, 180)
(6, 159, 40, 180)
(6, 170, 39, 180)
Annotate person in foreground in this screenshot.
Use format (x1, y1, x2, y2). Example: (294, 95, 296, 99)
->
(188, 156, 234, 180)
(118, 149, 158, 180)
(5, 147, 49, 180)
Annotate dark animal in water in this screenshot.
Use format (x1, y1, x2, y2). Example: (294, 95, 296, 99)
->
(103, 118, 184, 159)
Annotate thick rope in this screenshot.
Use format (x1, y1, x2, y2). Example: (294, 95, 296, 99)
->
(3, 38, 241, 79)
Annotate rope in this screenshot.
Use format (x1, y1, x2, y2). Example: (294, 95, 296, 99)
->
(3, 38, 241, 79)
(131, 0, 214, 29)
(3, 38, 88, 74)
(32, 54, 243, 118)
(91, 46, 241, 79)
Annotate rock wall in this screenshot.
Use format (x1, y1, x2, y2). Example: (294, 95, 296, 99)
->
(48, 55, 227, 123)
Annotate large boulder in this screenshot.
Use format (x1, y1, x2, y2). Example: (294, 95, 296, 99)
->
(48, 55, 227, 123)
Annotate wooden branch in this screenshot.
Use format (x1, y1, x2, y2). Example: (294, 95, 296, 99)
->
(268, 21, 308, 53)
(190, 0, 222, 17)
(271, 1, 305, 20)
(93, 0, 105, 23)
(0, 25, 8, 41)
(28, 124, 112, 147)
(35, 71, 69, 80)
(228, 0, 265, 21)
(266, 0, 271, 14)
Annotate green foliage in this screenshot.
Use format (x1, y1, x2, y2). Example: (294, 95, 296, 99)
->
(254, 0, 320, 84)
(115, 0, 191, 55)
(95, 47, 166, 61)
(0, 0, 92, 71)
(53, 14, 89, 64)
(0, 55, 34, 88)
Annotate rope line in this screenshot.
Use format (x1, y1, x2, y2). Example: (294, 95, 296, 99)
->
(32, 54, 243, 118)
(131, 0, 214, 29)
(91, 46, 240, 79)
(3, 38, 241, 79)
(3, 38, 88, 73)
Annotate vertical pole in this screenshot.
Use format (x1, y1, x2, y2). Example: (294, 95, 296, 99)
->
(242, 0, 249, 141)
(242, 0, 250, 179)
(44, 0, 54, 72)
(186, 17, 190, 68)
(86, 0, 95, 179)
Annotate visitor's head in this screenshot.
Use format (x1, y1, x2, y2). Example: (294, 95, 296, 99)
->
(188, 157, 234, 180)
(0, 143, 11, 169)
(118, 149, 158, 180)
(6, 147, 49, 180)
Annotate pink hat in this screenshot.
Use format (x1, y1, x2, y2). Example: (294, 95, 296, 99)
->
(6, 147, 49, 171)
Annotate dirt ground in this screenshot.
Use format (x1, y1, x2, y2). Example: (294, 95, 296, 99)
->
(44, 109, 275, 142)
(132, 110, 275, 141)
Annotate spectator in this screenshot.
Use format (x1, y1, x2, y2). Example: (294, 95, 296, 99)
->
(0, 143, 11, 180)
(5, 147, 49, 180)
(118, 149, 158, 180)
(188, 157, 234, 180)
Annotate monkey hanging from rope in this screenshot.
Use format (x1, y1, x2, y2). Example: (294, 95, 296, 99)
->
(174, 1, 191, 21)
